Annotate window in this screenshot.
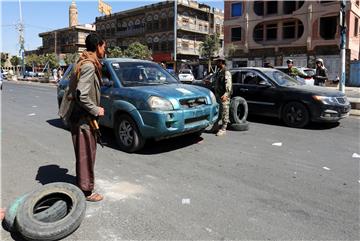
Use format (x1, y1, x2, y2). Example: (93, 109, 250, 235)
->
(267, 1, 278, 15)
(253, 24, 264, 41)
(320, 16, 337, 40)
(216, 24, 221, 34)
(283, 22, 295, 39)
(231, 27, 242, 42)
(355, 17, 359, 36)
(161, 41, 167, 51)
(298, 21, 304, 38)
(266, 24, 277, 40)
(231, 2, 242, 17)
(153, 42, 159, 51)
(254, 1, 264, 16)
(283, 1, 296, 14)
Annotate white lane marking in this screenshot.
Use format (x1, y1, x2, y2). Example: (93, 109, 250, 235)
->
(322, 166, 331, 171)
(205, 227, 212, 233)
(182, 198, 190, 204)
(272, 142, 282, 147)
(28, 113, 36, 116)
(32, 105, 37, 108)
(352, 153, 360, 158)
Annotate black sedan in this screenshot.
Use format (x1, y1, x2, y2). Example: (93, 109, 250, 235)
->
(195, 67, 351, 128)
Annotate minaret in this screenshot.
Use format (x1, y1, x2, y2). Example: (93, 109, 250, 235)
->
(69, 0, 78, 27)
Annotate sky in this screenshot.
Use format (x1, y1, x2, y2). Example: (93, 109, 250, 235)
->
(0, 0, 224, 56)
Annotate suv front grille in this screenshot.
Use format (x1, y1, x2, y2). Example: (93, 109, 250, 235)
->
(180, 97, 207, 108)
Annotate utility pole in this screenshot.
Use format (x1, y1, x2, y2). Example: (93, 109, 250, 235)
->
(339, 0, 346, 93)
(174, 0, 177, 72)
(17, 0, 25, 77)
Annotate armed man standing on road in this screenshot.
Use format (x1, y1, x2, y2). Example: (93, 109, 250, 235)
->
(213, 57, 232, 136)
(69, 33, 106, 202)
(313, 58, 328, 86)
(284, 59, 308, 79)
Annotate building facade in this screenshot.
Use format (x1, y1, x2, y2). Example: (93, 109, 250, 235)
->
(95, 0, 224, 75)
(224, 0, 360, 81)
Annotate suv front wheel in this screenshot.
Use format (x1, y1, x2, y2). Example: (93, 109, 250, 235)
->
(115, 114, 145, 153)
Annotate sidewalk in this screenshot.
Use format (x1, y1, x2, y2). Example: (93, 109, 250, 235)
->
(325, 86, 360, 116)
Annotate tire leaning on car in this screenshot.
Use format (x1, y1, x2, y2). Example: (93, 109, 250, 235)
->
(115, 114, 145, 153)
(15, 183, 86, 241)
(229, 97, 249, 131)
(282, 101, 310, 128)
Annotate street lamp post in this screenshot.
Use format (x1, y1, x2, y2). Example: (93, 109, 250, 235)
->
(174, 0, 177, 72)
(339, 0, 346, 93)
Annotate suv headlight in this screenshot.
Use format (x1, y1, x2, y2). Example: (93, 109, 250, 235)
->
(148, 96, 174, 111)
(209, 91, 217, 104)
(313, 96, 337, 105)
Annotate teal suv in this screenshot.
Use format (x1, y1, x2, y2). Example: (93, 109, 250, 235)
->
(57, 58, 219, 152)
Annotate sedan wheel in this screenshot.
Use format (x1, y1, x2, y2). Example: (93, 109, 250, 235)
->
(282, 102, 309, 128)
(115, 114, 145, 153)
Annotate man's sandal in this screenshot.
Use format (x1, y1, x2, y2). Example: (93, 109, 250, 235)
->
(85, 193, 103, 202)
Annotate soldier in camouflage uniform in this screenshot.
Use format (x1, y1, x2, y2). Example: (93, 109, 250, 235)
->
(284, 59, 307, 79)
(213, 57, 232, 136)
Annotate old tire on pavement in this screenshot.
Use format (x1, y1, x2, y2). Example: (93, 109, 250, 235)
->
(230, 97, 248, 124)
(33, 200, 68, 223)
(115, 114, 145, 153)
(282, 101, 309, 128)
(3, 194, 28, 232)
(229, 121, 249, 131)
(16, 182, 86, 241)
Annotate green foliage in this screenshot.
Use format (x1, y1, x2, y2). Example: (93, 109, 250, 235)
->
(25, 54, 40, 67)
(123, 42, 152, 60)
(44, 53, 58, 69)
(225, 43, 237, 58)
(199, 34, 220, 60)
(10, 56, 21, 67)
(1, 53, 7, 67)
(199, 34, 221, 72)
(64, 53, 79, 65)
(107, 47, 123, 58)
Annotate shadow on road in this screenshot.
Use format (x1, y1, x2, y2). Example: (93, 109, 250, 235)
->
(35, 165, 76, 185)
(247, 115, 340, 130)
(46, 118, 69, 131)
(46, 118, 204, 154)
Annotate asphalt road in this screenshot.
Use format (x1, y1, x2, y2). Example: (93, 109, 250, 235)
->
(1, 81, 359, 240)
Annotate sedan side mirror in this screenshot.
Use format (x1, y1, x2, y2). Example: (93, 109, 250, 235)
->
(259, 80, 271, 87)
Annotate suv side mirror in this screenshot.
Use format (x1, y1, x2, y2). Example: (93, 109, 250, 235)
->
(102, 77, 113, 87)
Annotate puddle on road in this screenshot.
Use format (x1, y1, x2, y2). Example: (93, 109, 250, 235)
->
(96, 179, 146, 201)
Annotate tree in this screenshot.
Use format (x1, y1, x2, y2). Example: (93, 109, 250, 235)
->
(44, 53, 58, 69)
(199, 34, 220, 73)
(64, 53, 79, 65)
(107, 47, 123, 58)
(123, 42, 152, 60)
(225, 43, 237, 58)
(25, 54, 40, 68)
(10, 56, 20, 67)
(1, 53, 8, 68)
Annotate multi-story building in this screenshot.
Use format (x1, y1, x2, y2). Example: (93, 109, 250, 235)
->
(95, 0, 224, 76)
(26, 0, 95, 57)
(224, 1, 360, 81)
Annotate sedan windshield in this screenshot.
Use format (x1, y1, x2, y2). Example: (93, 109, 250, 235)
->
(262, 69, 300, 86)
(111, 62, 179, 86)
(180, 69, 192, 74)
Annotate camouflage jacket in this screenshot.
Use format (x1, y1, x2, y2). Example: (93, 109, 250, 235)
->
(214, 68, 232, 98)
(284, 67, 307, 78)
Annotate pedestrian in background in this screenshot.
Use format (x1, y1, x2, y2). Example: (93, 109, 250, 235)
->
(69, 33, 106, 202)
(53, 68, 58, 82)
(213, 57, 232, 136)
(313, 58, 328, 86)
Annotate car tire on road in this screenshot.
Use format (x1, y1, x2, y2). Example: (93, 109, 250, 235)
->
(282, 101, 310, 128)
(115, 114, 145, 153)
(3, 194, 28, 232)
(16, 183, 86, 241)
(33, 200, 68, 223)
(230, 97, 248, 124)
(229, 122, 249, 131)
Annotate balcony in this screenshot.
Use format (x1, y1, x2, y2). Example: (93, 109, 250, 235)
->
(116, 28, 145, 38)
(177, 15, 209, 34)
(177, 38, 202, 55)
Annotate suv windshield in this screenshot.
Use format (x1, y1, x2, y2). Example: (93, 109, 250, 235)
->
(180, 69, 192, 74)
(111, 62, 178, 86)
(262, 69, 300, 87)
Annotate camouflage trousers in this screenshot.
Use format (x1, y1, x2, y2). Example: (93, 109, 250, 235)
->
(215, 98, 230, 128)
